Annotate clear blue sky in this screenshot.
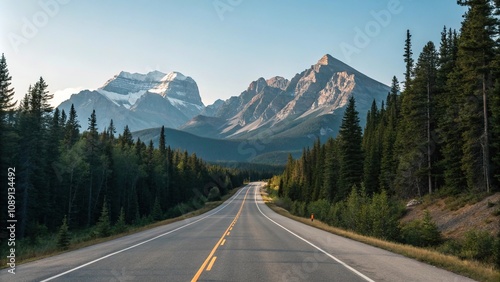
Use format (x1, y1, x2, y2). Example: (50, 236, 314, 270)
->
(1, 0, 466, 106)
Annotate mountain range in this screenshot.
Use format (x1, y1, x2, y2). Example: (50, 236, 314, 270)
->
(58, 54, 391, 164)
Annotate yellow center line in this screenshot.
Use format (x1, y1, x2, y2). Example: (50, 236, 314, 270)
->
(220, 239, 226, 246)
(190, 188, 250, 282)
(206, 257, 217, 271)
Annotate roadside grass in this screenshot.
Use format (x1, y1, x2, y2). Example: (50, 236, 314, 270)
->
(262, 191, 500, 282)
(0, 188, 240, 268)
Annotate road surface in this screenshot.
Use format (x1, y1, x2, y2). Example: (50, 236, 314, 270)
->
(1, 182, 475, 281)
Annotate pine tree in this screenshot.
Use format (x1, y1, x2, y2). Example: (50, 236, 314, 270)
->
(380, 76, 400, 193)
(0, 54, 16, 114)
(456, 0, 496, 192)
(404, 30, 414, 90)
(492, 80, 500, 186)
(107, 119, 116, 141)
(159, 125, 166, 157)
(85, 110, 99, 227)
(44, 108, 64, 229)
(17, 77, 53, 238)
(57, 215, 71, 250)
(337, 97, 364, 200)
(119, 125, 134, 147)
(113, 207, 127, 234)
(95, 199, 111, 237)
(61, 109, 67, 125)
(363, 100, 381, 195)
(492, 8, 500, 187)
(419, 42, 439, 194)
(322, 138, 340, 202)
(396, 42, 438, 197)
(0, 54, 17, 143)
(151, 196, 163, 221)
(311, 138, 324, 201)
(30, 77, 53, 121)
(64, 104, 80, 148)
(0, 54, 17, 234)
(436, 28, 465, 194)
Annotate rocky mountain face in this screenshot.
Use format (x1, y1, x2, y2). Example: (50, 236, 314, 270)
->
(182, 54, 391, 140)
(58, 71, 204, 132)
(58, 54, 391, 163)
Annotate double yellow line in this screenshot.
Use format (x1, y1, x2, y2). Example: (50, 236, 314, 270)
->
(190, 187, 251, 282)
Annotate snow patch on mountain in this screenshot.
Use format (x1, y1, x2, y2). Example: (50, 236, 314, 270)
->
(97, 89, 146, 109)
(167, 97, 204, 110)
(162, 72, 187, 81)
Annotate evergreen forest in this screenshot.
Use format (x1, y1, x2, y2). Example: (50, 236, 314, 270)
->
(0, 65, 268, 242)
(269, 0, 500, 265)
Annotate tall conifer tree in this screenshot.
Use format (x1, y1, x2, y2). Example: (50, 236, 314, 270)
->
(456, 0, 496, 192)
(337, 97, 363, 199)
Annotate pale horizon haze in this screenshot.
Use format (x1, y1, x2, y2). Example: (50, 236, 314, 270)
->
(1, 0, 466, 107)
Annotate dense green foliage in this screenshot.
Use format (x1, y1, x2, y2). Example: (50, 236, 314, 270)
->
(207, 187, 222, 201)
(400, 211, 441, 247)
(276, 0, 500, 203)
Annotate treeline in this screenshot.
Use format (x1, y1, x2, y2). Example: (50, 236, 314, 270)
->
(0, 56, 259, 241)
(274, 0, 500, 206)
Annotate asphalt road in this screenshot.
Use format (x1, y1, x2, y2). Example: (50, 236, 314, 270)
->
(1, 182, 475, 281)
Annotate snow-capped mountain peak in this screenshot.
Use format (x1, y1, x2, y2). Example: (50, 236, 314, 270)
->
(184, 54, 390, 139)
(58, 69, 205, 132)
(161, 71, 187, 82)
(98, 70, 203, 108)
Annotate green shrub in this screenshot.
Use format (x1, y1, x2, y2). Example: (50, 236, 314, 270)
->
(401, 210, 441, 247)
(275, 197, 292, 210)
(113, 207, 127, 234)
(151, 197, 163, 221)
(493, 208, 500, 216)
(327, 202, 344, 227)
(207, 187, 221, 201)
(460, 230, 495, 262)
(95, 201, 111, 237)
(298, 201, 307, 217)
(308, 199, 330, 221)
(291, 200, 299, 215)
(370, 191, 401, 240)
(166, 202, 194, 218)
(494, 237, 500, 269)
(57, 216, 71, 250)
(437, 239, 462, 257)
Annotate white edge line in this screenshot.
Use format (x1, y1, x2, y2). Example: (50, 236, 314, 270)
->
(40, 187, 248, 282)
(253, 185, 375, 282)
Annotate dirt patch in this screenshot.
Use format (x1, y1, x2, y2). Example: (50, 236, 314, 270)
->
(402, 193, 500, 239)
